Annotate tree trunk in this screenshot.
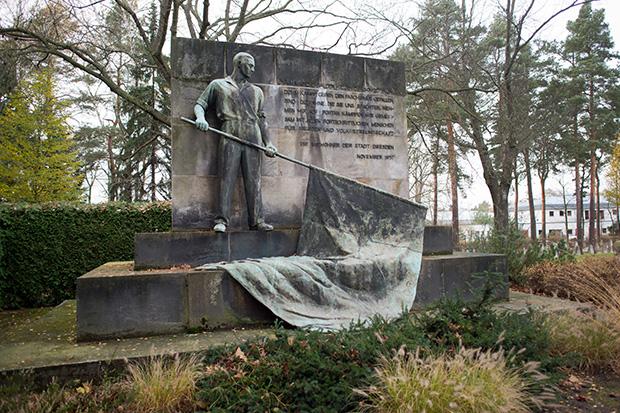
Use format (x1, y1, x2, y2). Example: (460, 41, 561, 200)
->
(432, 139, 439, 225)
(596, 170, 601, 241)
(575, 162, 583, 252)
(492, 183, 511, 232)
(524, 149, 536, 241)
(446, 120, 459, 249)
(589, 152, 597, 251)
(588, 76, 597, 251)
(514, 160, 519, 226)
(540, 176, 547, 245)
(561, 185, 569, 242)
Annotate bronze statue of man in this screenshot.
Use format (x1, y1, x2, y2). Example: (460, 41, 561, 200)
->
(194, 52, 277, 233)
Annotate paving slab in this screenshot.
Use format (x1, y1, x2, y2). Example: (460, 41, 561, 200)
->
(495, 290, 598, 315)
(0, 300, 273, 384)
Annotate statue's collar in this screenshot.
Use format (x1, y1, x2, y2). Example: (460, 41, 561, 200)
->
(225, 76, 249, 89)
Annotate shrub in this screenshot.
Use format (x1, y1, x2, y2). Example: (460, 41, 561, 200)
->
(197, 318, 432, 412)
(523, 255, 620, 302)
(544, 312, 620, 373)
(196, 293, 559, 412)
(125, 354, 203, 413)
(0, 201, 171, 309)
(357, 346, 549, 413)
(415, 298, 553, 369)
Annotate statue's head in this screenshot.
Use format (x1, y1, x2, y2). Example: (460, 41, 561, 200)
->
(233, 52, 255, 79)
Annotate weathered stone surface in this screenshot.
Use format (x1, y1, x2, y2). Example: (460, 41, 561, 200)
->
(422, 226, 453, 255)
(276, 48, 322, 87)
(170, 38, 409, 230)
(187, 270, 274, 329)
(134, 229, 300, 270)
(135, 226, 457, 270)
(413, 252, 508, 307)
(171, 38, 225, 81)
(76, 262, 275, 341)
(76, 251, 508, 340)
(365, 58, 406, 96)
(76, 263, 188, 341)
(321, 53, 365, 90)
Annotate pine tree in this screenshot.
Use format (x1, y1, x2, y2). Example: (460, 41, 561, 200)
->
(563, 4, 620, 249)
(0, 69, 82, 202)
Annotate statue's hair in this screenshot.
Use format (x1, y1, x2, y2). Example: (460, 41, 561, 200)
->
(233, 52, 254, 67)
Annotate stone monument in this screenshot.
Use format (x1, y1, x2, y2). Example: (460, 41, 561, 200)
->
(75, 39, 508, 341)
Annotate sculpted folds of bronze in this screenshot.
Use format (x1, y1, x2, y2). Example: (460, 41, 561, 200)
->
(194, 52, 277, 233)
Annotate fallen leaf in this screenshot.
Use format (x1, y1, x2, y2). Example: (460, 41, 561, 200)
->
(234, 347, 248, 362)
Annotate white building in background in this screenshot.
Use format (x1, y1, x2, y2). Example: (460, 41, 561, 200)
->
(433, 195, 620, 241)
(510, 196, 619, 238)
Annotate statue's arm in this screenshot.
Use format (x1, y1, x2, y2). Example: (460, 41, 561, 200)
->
(194, 83, 215, 132)
(194, 104, 209, 131)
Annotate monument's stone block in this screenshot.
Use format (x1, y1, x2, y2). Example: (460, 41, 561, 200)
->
(187, 270, 274, 329)
(171, 38, 408, 230)
(77, 262, 275, 341)
(422, 226, 453, 255)
(76, 252, 508, 340)
(76, 263, 188, 341)
(134, 226, 453, 270)
(413, 253, 508, 307)
(134, 229, 299, 270)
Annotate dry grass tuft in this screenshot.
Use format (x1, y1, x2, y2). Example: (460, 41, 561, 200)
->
(356, 346, 550, 413)
(124, 353, 203, 413)
(545, 312, 620, 373)
(523, 255, 620, 302)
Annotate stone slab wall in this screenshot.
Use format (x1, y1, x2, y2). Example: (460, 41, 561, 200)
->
(171, 38, 408, 230)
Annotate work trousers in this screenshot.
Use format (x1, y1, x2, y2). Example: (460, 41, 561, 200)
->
(215, 120, 264, 227)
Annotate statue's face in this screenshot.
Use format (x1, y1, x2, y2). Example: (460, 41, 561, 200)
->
(238, 57, 255, 79)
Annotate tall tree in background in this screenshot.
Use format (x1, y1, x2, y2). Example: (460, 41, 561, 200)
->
(605, 135, 620, 230)
(394, 0, 481, 246)
(563, 3, 620, 250)
(0, 69, 81, 202)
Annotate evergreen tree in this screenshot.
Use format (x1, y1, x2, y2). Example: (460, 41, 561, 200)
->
(562, 3, 620, 249)
(0, 69, 82, 202)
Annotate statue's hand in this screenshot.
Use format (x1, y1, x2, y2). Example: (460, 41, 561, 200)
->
(195, 119, 209, 132)
(265, 143, 278, 158)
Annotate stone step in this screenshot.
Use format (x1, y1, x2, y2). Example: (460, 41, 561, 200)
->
(134, 225, 453, 270)
(77, 251, 505, 341)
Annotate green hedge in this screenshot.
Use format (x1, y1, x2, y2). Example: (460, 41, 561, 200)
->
(0, 202, 172, 309)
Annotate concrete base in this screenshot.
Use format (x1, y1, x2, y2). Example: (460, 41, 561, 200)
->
(77, 251, 507, 341)
(134, 229, 300, 270)
(76, 262, 274, 341)
(134, 225, 453, 270)
(413, 252, 507, 307)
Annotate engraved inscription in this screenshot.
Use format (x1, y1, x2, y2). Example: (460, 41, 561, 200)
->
(281, 87, 396, 136)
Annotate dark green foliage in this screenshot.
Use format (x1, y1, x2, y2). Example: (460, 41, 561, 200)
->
(415, 299, 553, 369)
(0, 202, 171, 309)
(197, 294, 562, 412)
(198, 318, 432, 412)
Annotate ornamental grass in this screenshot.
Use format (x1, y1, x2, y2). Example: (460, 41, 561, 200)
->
(356, 346, 550, 413)
(124, 353, 203, 413)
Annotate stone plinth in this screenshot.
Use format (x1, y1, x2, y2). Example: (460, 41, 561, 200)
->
(76, 262, 274, 341)
(134, 229, 299, 270)
(76, 250, 507, 341)
(413, 252, 508, 307)
(134, 225, 453, 270)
